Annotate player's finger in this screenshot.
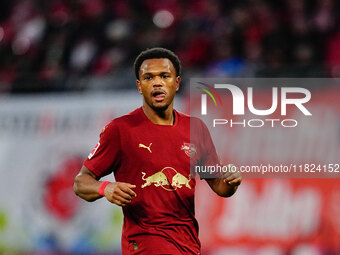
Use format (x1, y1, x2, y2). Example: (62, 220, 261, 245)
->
(127, 183, 136, 189)
(120, 182, 136, 189)
(113, 192, 132, 204)
(113, 199, 124, 207)
(115, 188, 133, 201)
(118, 197, 132, 204)
(228, 178, 242, 185)
(223, 174, 237, 182)
(225, 172, 241, 180)
(120, 184, 137, 197)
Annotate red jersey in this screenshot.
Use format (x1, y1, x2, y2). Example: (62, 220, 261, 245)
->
(84, 107, 219, 254)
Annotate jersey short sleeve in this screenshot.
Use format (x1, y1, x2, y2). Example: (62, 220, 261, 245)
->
(199, 120, 220, 166)
(84, 121, 121, 177)
(196, 119, 222, 179)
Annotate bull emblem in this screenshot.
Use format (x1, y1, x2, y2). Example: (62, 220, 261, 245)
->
(171, 173, 191, 189)
(141, 168, 192, 191)
(141, 171, 170, 188)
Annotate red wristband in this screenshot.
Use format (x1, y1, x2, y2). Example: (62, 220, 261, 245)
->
(99, 181, 110, 196)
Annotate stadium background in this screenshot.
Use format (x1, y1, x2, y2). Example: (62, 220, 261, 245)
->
(0, 0, 340, 254)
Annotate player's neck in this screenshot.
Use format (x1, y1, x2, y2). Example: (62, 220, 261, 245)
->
(142, 104, 174, 125)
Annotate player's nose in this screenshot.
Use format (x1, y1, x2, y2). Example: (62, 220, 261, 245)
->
(152, 76, 164, 87)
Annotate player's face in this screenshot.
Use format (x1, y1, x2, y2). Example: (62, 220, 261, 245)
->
(137, 58, 180, 112)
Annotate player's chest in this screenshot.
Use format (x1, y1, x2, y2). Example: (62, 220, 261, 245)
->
(119, 127, 198, 193)
(119, 128, 196, 166)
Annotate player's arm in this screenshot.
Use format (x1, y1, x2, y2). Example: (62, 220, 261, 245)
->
(205, 170, 242, 197)
(73, 165, 137, 206)
(197, 119, 242, 197)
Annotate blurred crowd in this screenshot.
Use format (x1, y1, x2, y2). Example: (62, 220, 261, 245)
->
(0, 0, 339, 94)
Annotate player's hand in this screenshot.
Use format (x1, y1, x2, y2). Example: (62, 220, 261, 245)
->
(222, 170, 242, 187)
(103, 182, 137, 206)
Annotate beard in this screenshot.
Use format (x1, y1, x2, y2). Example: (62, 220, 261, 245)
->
(150, 102, 170, 112)
(143, 93, 174, 113)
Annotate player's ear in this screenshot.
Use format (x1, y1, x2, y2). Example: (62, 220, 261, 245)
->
(136, 80, 142, 94)
(175, 76, 181, 91)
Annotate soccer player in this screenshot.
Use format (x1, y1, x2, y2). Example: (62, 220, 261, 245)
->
(73, 47, 242, 254)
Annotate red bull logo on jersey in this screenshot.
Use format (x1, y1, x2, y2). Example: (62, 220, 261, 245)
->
(141, 171, 170, 188)
(172, 172, 191, 189)
(181, 143, 197, 158)
(141, 167, 191, 191)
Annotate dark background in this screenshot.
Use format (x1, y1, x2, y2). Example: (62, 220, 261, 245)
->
(0, 0, 339, 94)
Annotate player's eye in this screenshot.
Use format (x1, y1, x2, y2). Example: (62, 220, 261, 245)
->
(144, 76, 151, 80)
(161, 74, 170, 78)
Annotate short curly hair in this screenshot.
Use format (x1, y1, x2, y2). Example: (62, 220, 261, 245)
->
(134, 47, 181, 79)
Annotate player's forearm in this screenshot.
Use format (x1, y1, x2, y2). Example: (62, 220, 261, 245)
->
(73, 173, 103, 202)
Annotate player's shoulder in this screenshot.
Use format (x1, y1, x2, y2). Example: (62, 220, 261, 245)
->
(104, 107, 143, 130)
(176, 110, 205, 127)
(114, 107, 143, 123)
(176, 110, 190, 119)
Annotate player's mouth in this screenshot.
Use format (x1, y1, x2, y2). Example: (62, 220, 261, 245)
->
(152, 90, 166, 102)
